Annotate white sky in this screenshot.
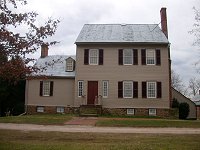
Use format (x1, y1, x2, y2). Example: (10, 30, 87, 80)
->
(20, 0, 200, 83)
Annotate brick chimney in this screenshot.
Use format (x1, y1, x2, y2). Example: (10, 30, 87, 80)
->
(41, 44, 49, 58)
(160, 7, 168, 38)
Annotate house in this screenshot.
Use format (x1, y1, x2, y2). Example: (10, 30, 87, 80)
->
(191, 90, 200, 119)
(25, 8, 173, 117)
(172, 88, 197, 119)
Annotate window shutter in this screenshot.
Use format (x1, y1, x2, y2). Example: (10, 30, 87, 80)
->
(141, 49, 146, 65)
(40, 81, 43, 96)
(73, 60, 76, 71)
(118, 49, 123, 65)
(156, 49, 161, 65)
(157, 82, 162, 98)
(84, 49, 89, 65)
(99, 49, 104, 65)
(133, 82, 138, 98)
(142, 82, 147, 98)
(133, 49, 138, 65)
(50, 81, 54, 96)
(118, 81, 123, 98)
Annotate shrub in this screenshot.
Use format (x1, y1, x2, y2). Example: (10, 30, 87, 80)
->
(179, 102, 190, 119)
(172, 98, 179, 108)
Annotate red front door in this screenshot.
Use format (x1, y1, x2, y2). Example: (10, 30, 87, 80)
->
(87, 81, 98, 105)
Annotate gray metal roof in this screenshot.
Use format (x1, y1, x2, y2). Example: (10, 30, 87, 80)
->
(33, 55, 76, 77)
(75, 24, 169, 44)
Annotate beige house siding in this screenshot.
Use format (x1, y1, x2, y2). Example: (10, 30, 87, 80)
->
(26, 78, 74, 107)
(172, 88, 196, 119)
(75, 44, 170, 109)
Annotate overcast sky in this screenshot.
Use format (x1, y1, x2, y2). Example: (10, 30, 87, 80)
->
(21, 0, 199, 83)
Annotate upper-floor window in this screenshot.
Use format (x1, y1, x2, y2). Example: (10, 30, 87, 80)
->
(40, 81, 54, 96)
(141, 49, 161, 65)
(84, 49, 103, 65)
(147, 82, 156, 98)
(89, 49, 99, 65)
(146, 50, 155, 65)
(123, 81, 133, 98)
(119, 49, 138, 65)
(123, 49, 133, 65)
(66, 57, 74, 71)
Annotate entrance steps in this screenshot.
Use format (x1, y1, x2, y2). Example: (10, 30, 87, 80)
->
(79, 105, 102, 117)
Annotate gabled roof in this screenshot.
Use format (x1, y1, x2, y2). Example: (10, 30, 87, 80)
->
(33, 55, 76, 77)
(75, 24, 169, 44)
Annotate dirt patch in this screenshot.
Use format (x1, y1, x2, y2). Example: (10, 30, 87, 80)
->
(65, 117, 98, 126)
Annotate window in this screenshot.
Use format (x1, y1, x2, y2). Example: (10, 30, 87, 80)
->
(146, 50, 155, 65)
(37, 106, 44, 113)
(127, 108, 134, 115)
(57, 107, 64, 113)
(78, 81, 84, 97)
(102, 81, 108, 98)
(149, 108, 156, 116)
(66, 58, 74, 71)
(123, 81, 133, 98)
(123, 49, 133, 65)
(119, 49, 138, 65)
(43, 81, 50, 96)
(147, 82, 156, 98)
(89, 49, 99, 65)
(142, 81, 162, 98)
(40, 81, 53, 96)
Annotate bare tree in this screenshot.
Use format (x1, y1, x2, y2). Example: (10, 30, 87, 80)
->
(188, 77, 200, 97)
(171, 70, 188, 95)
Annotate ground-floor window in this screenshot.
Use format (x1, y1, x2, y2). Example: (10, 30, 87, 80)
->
(102, 81, 109, 98)
(78, 81, 84, 97)
(56, 107, 64, 113)
(149, 108, 156, 116)
(37, 106, 44, 113)
(127, 108, 134, 115)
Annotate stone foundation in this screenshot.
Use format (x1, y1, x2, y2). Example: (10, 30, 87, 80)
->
(26, 105, 79, 115)
(26, 105, 178, 118)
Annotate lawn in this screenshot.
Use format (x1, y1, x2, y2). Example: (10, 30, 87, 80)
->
(96, 118, 200, 128)
(0, 114, 73, 125)
(0, 129, 200, 150)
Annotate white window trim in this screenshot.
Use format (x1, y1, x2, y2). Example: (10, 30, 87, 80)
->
(56, 107, 65, 113)
(78, 81, 84, 97)
(66, 58, 74, 72)
(123, 81, 133, 98)
(102, 81, 109, 98)
(149, 108, 157, 116)
(37, 106, 44, 113)
(123, 49, 133, 65)
(146, 49, 156, 65)
(43, 81, 50, 96)
(89, 49, 99, 65)
(127, 108, 134, 115)
(147, 82, 157, 98)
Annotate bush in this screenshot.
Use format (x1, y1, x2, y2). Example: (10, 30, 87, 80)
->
(172, 98, 179, 108)
(179, 102, 190, 119)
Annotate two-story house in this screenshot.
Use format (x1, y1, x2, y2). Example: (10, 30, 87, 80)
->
(25, 8, 172, 117)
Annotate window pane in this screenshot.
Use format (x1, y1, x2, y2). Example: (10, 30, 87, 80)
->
(123, 49, 133, 65)
(149, 108, 156, 116)
(147, 82, 156, 98)
(123, 81, 133, 98)
(43, 81, 50, 96)
(102, 81, 108, 98)
(57, 107, 64, 113)
(78, 81, 83, 97)
(37, 106, 44, 112)
(89, 49, 99, 65)
(146, 50, 155, 65)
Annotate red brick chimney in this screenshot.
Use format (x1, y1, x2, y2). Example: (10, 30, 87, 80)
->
(41, 44, 49, 58)
(160, 7, 168, 38)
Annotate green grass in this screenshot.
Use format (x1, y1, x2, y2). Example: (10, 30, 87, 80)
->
(0, 129, 200, 150)
(0, 114, 73, 125)
(96, 118, 200, 128)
